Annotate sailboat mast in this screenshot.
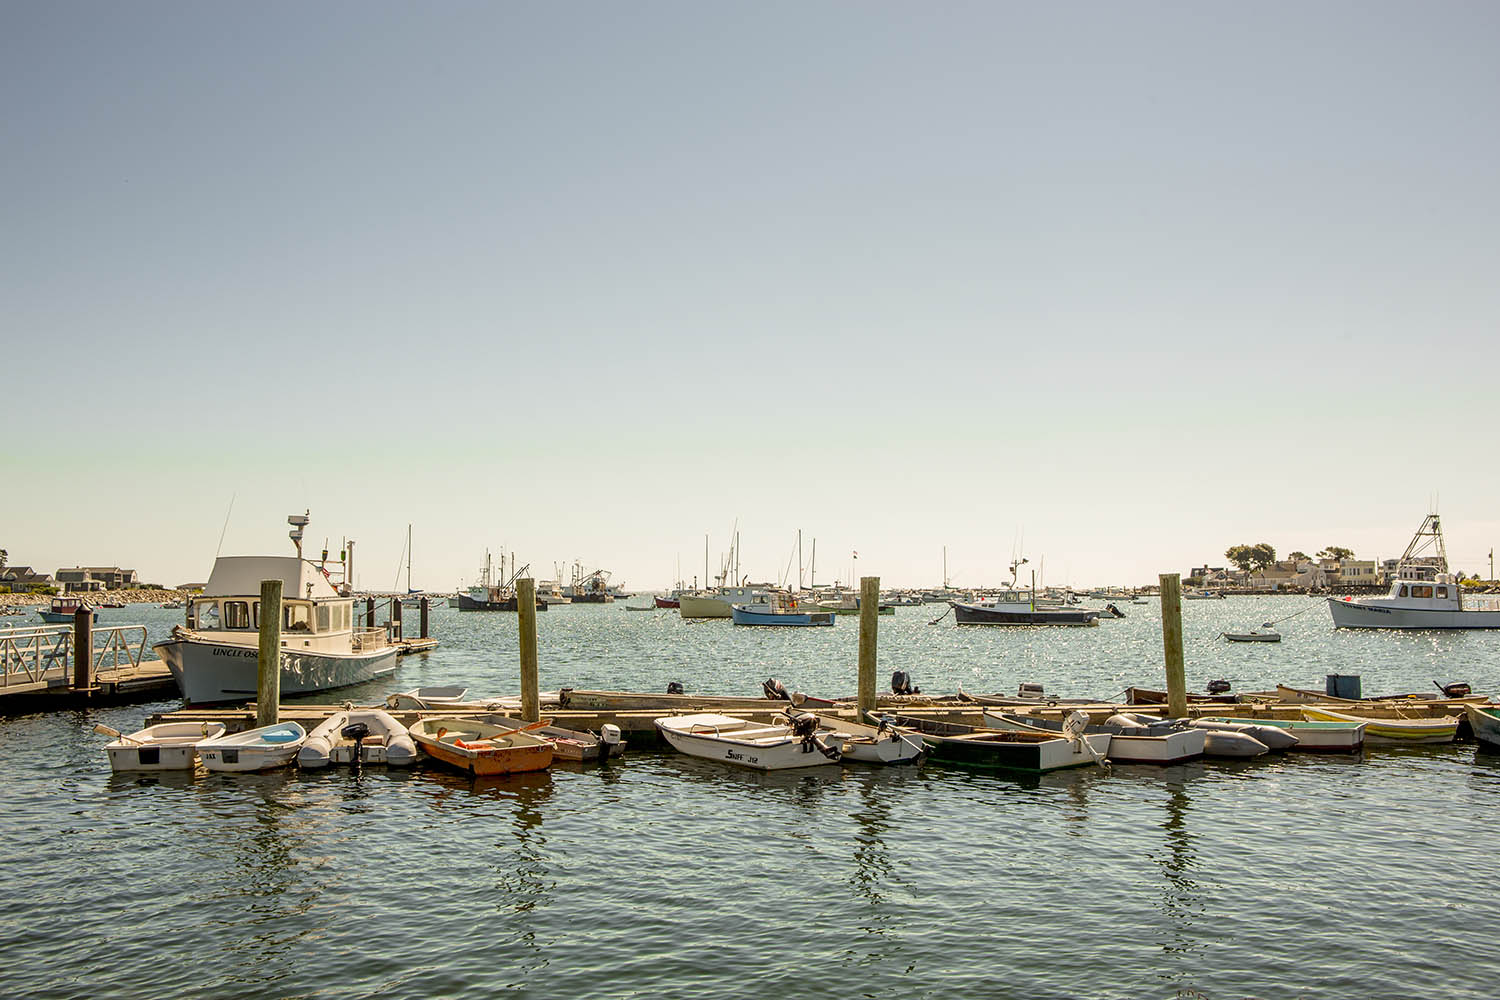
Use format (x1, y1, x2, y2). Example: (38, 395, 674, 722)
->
(704, 534, 709, 593)
(798, 530, 803, 591)
(943, 545, 948, 589)
(407, 523, 412, 593)
(810, 538, 817, 589)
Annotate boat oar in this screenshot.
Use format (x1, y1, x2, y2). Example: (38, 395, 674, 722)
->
(93, 723, 141, 744)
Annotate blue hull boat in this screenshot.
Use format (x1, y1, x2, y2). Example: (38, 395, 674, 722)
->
(731, 603, 835, 627)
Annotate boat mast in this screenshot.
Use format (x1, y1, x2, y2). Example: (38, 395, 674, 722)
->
(797, 530, 803, 591)
(407, 523, 412, 593)
(943, 545, 948, 589)
(810, 538, 817, 589)
(704, 534, 709, 594)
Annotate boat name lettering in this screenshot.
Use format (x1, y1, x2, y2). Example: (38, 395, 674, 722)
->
(212, 648, 259, 658)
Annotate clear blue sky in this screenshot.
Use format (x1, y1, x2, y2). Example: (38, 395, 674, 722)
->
(5, 2, 1499, 589)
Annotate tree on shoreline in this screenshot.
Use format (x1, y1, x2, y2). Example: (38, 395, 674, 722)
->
(1225, 543, 1277, 574)
(1317, 546, 1354, 560)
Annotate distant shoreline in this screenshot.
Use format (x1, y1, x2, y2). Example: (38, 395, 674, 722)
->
(0, 588, 189, 609)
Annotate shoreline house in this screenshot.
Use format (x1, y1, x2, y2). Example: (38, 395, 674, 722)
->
(1, 566, 56, 593)
(55, 566, 139, 593)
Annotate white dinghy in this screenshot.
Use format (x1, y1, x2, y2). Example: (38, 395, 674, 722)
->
(197, 721, 307, 773)
(1189, 718, 1300, 751)
(1112, 713, 1270, 758)
(655, 712, 847, 771)
(298, 710, 417, 768)
(97, 721, 227, 772)
(818, 712, 926, 765)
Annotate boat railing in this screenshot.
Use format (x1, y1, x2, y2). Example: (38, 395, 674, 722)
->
(351, 627, 389, 652)
(0, 624, 149, 688)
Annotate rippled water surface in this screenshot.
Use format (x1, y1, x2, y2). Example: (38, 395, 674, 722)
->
(5, 598, 1499, 999)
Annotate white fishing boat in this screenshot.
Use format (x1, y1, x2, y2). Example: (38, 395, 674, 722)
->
(655, 712, 847, 770)
(1328, 514, 1500, 629)
(98, 721, 227, 771)
(1197, 716, 1365, 753)
(197, 721, 307, 772)
(298, 709, 417, 768)
(982, 711, 1206, 764)
(154, 512, 398, 705)
(1299, 706, 1459, 744)
(819, 713, 926, 764)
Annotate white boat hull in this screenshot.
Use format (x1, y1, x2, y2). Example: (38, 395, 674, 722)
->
(104, 722, 227, 771)
(197, 722, 307, 772)
(656, 714, 846, 770)
(298, 709, 417, 768)
(155, 637, 399, 705)
(1327, 597, 1500, 630)
(981, 711, 1205, 764)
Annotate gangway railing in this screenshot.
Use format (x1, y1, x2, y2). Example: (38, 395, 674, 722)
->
(0, 624, 150, 689)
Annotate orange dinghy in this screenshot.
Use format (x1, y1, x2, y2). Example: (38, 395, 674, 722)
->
(408, 718, 555, 776)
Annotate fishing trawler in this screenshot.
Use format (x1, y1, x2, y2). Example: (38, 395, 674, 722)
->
(154, 512, 399, 704)
(1328, 514, 1500, 629)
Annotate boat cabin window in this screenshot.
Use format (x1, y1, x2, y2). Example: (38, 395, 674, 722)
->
(1398, 585, 1408, 597)
(191, 601, 219, 629)
(1436, 586, 1448, 599)
(285, 603, 312, 632)
(1411, 585, 1433, 599)
(315, 605, 331, 632)
(223, 601, 252, 629)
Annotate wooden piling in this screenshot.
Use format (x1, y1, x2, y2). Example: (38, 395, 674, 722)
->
(420, 596, 429, 639)
(73, 604, 92, 690)
(517, 578, 539, 723)
(392, 596, 402, 640)
(1159, 572, 1186, 718)
(257, 578, 283, 728)
(857, 576, 879, 716)
(366, 596, 375, 629)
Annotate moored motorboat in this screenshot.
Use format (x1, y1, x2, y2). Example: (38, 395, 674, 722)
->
(153, 511, 399, 705)
(877, 712, 1110, 773)
(982, 711, 1206, 764)
(98, 721, 227, 771)
(1222, 625, 1281, 642)
(1196, 716, 1365, 753)
(1328, 515, 1500, 629)
(298, 709, 417, 768)
(408, 718, 555, 776)
(480, 714, 625, 762)
(655, 712, 846, 770)
(1299, 706, 1459, 744)
(38, 596, 97, 624)
(950, 589, 1100, 626)
(731, 592, 835, 626)
(678, 586, 771, 619)
(197, 721, 307, 772)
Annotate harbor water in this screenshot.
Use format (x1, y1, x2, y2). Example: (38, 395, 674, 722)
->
(5, 597, 1498, 999)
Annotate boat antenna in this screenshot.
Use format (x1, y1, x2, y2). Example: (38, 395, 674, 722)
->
(215, 492, 236, 558)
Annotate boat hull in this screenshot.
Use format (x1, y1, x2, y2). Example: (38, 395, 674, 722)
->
(457, 593, 547, 612)
(1300, 707, 1458, 744)
(154, 637, 399, 706)
(1465, 705, 1500, 750)
(1327, 597, 1500, 630)
(38, 610, 97, 624)
(981, 711, 1205, 764)
(104, 722, 227, 771)
(677, 595, 735, 618)
(655, 714, 845, 770)
(1198, 716, 1364, 753)
(952, 603, 1099, 626)
(197, 722, 307, 772)
(298, 709, 417, 768)
(731, 605, 835, 626)
(409, 720, 555, 776)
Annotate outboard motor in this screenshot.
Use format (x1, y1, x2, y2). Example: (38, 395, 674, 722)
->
(666, 681, 685, 695)
(784, 709, 840, 760)
(1017, 682, 1045, 699)
(763, 678, 790, 701)
(1205, 679, 1232, 695)
(339, 721, 371, 770)
(598, 723, 623, 760)
(1439, 681, 1472, 698)
(890, 671, 920, 695)
(1107, 603, 1125, 618)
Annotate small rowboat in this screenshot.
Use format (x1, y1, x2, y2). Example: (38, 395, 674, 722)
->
(982, 711, 1206, 765)
(197, 722, 307, 772)
(479, 714, 626, 762)
(1465, 704, 1500, 750)
(1189, 718, 1300, 751)
(298, 709, 417, 768)
(408, 718, 554, 776)
(1222, 627, 1281, 643)
(879, 712, 1110, 773)
(820, 714, 926, 765)
(655, 712, 846, 771)
(1106, 713, 1268, 758)
(1299, 706, 1458, 744)
(1197, 715, 1365, 753)
(99, 721, 227, 771)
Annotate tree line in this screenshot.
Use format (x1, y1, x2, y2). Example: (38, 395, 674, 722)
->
(1222, 544, 1354, 573)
